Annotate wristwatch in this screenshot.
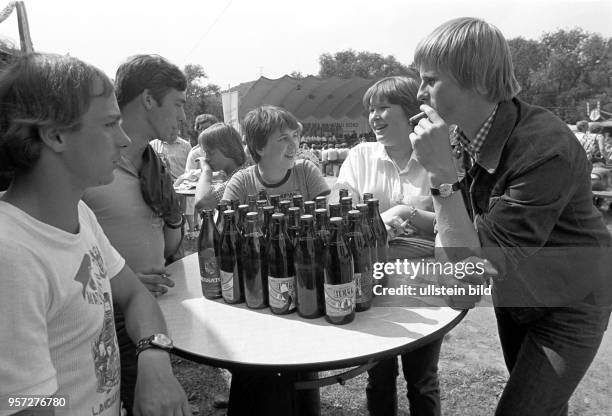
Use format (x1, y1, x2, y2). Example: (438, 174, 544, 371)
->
(430, 182, 460, 198)
(135, 333, 174, 356)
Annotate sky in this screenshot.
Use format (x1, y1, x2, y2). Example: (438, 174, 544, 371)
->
(1, 0, 611, 90)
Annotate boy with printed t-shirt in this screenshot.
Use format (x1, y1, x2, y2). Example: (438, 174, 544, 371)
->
(222, 105, 330, 203)
(0, 54, 191, 416)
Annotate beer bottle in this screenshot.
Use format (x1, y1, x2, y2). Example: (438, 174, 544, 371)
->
(198, 209, 221, 299)
(294, 215, 324, 318)
(215, 200, 228, 233)
(356, 203, 377, 271)
(329, 202, 341, 219)
(230, 199, 240, 211)
(340, 196, 353, 223)
(303, 201, 315, 216)
(324, 217, 355, 324)
(262, 206, 275, 240)
(362, 192, 373, 203)
(292, 194, 304, 214)
(367, 199, 388, 263)
(269, 194, 281, 212)
(315, 195, 327, 210)
(247, 195, 258, 213)
(236, 204, 249, 235)
(219, 210, 244, 304)
(287, 207, 301, 245)
(314, 208, 331, 243)
(267, 213, 296, 314)
(347, 210, 372, 311)
(258, 188, 268, 203)
(241, 212, 268, 309)
(338, 188, 349, 200)
(279, 200, 292, 217)
(256, 200, 268, 223)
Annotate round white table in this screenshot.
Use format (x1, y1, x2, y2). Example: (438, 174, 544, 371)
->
(159, 254, 466, 372)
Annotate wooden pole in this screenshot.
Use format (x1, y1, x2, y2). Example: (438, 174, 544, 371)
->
(16, 1, 33, 53)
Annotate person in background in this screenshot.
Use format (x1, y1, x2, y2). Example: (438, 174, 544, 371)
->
(0, 53, 190, 416)
(295, 121, 322, 169)
(335, 76, 440, 416)
(194, 123, 247, 212)
(83, 54, 187, 415)
(222, 105, 329, 203)
(321, 144, 329, 176)
(410, 17, 611, 415)
(151, 131, 194, 234)
(150, 131, 191, 181)
(185, 113, 219, 171)
(182, 114, 219, 234)
(326, 143, 339, 176)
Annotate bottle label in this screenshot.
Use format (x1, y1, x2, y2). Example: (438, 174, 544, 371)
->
(268, 276, 296, 311)
(221, 270, 234, 301)
(354, 271, 373, 303)
(199, 248, 220, 283)
(324, 281, 356, 317)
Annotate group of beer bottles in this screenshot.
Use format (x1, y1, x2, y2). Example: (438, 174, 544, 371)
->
(197, 189, 388, 325)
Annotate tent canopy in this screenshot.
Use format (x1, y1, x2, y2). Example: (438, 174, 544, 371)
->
(231, 75, 378, 123)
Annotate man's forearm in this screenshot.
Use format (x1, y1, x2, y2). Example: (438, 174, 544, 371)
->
(123, 289, 169, 344)
(432, 192, 481, 262)
(163, 226, 182, 258)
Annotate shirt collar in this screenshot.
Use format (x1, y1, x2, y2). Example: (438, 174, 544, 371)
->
(474, 99, 519, 174)
(452, 103, 499, 161)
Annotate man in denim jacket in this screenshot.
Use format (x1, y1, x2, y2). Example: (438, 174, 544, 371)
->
(409, 17, 612, 416)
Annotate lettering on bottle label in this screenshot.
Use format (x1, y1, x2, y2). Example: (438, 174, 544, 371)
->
(268, 276, 296, 311)
(199, 248, 220, 283)
(355, 270, 373, 303)
(221, 270, 234, 301)
(324, 281, 356, 317)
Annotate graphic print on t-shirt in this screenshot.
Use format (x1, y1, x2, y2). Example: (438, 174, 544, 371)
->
(73, 246, 107, 305)
(73, 247, 120, 397)
(92, 292, 120, 394)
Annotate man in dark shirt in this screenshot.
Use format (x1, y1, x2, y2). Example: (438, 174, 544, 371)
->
(409, 17, 611, 416)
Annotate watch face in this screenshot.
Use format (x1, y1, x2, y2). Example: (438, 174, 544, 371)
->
(439, 183, 452, 198)
(151, 334, 173, 349)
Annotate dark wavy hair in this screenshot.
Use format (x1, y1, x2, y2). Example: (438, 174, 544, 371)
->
(0, 53, 114, 174)
(115, 54, 186, 109)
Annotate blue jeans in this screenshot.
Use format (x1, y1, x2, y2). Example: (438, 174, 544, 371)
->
(494, 303, 611, 416)
(366, 337, 443, 416)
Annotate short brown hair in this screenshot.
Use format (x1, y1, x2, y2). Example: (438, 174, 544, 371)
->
(241, 105, 299, 163)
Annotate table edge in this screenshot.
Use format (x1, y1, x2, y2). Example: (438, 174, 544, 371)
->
(169, 308, 468, 372)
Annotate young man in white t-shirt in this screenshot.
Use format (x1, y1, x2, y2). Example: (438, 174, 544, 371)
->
(0, 54, 191, 416)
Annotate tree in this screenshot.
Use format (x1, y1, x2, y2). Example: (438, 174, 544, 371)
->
(318, 49, 415, 78)
(507, 29, 611, 122)
(183, 64, 223, 145)
(289, 70, 305, 79)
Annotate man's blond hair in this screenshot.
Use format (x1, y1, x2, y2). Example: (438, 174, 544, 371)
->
(414, 17, 520, 102)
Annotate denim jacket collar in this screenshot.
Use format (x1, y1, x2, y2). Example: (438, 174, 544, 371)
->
(475, 99, 519, 175)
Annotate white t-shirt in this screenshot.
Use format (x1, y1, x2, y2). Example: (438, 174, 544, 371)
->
(0, 201, 125, 416)
(334, 141, 432, 213)
(222, 159, 330, 203)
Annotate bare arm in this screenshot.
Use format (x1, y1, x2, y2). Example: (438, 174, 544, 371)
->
(111, 265, 191, 416)
(194, 159, 217, 212)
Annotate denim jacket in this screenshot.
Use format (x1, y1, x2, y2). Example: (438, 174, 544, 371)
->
(461, 98, 611, 307)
